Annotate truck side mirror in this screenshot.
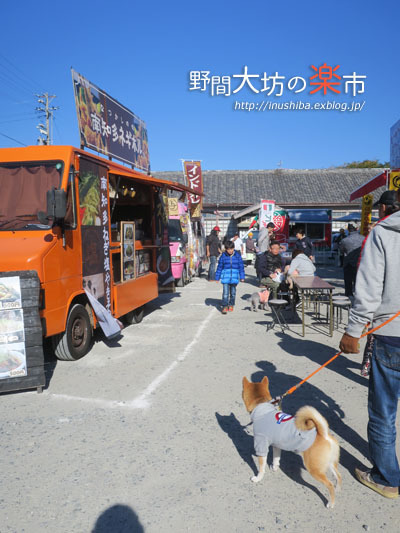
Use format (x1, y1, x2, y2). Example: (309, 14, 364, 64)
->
(182, 233, 188, 244)
(38, 188, 67, 225)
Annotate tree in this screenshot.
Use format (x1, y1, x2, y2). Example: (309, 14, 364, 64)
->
(341, 160, 390, 168)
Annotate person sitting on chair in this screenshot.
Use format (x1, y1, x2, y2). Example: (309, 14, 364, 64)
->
(258, 240, 286, 299)
(285, 249, 316, 289)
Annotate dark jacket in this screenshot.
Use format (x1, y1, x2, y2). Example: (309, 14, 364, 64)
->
(258, 251, 285, 278)
(339, 231, 365, 267)
(246, 238, 256, 252)
(294, 236, 313, 257)
(215, 251, 245, 284)
(206, 231, 221, 256)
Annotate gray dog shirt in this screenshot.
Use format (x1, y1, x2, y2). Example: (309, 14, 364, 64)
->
(251, 402, 317, 456)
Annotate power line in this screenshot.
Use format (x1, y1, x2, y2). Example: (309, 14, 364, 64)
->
(0, 72, 34, 98)
(0, 115, 37, 125)
(0, 53, 45, 94)
(53, 118, 64, 145)
(0, 111, 36, 119)
(0, 131, 27, 146)
(0, 86, 32, 104)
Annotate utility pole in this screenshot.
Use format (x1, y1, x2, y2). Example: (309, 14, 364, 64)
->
(35, 93, 59, 145)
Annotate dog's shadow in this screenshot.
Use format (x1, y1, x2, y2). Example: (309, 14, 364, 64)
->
(215, 412, 258, 476)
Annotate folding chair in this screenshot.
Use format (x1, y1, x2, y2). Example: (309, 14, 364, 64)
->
(332, 297, 352, 329)
(267, 299, 289, 333)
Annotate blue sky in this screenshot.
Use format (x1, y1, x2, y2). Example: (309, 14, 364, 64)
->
(1, 0, 399, 171)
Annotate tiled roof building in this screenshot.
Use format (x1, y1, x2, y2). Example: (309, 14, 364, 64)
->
(154, 168, 385, 208)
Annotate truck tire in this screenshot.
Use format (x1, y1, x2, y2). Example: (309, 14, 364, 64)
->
(176, 269, 185, 287)
(123, 305, 144, 324)
(52, 304, 93, 361)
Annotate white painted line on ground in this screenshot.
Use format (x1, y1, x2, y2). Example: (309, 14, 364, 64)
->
(128, 307, 217, 409)
(44, 307, 217, 411)
(44, 392, 124, 410)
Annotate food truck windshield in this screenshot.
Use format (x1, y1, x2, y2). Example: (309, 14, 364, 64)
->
(168, 218, 184, 242)
(0, 161, 64, 231)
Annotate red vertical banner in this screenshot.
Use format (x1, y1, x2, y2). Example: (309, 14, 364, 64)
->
(183, 161, 203, 218)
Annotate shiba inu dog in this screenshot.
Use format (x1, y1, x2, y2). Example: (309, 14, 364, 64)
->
(242, 376, 341, 508)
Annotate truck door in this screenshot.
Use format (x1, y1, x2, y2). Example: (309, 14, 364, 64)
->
(78, 158, 112, 313)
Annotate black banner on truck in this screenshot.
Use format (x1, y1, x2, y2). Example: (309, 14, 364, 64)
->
(79, 159, 112, 311)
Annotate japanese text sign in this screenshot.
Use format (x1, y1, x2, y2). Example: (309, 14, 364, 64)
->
(79, 159, 112, 312)
(389, 171, 400, 191)
(259, 200, 275, 228)
(360, 194, 373, 236)
(183, 161, 203, 210)
(72, 69, 150, 172)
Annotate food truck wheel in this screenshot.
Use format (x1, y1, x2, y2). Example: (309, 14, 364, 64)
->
(123, 306, 145, 324)
(52, 304, 93, 360)
(196, 262, 203, 277)
(176, 269, 185, 287)
(176, 267, 189, 287)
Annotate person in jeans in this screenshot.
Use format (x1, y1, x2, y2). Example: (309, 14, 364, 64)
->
(335, 228, 346, 267)
(339, 224, 364, 297)
(214, 241, 245, 314)
(206, 226, 221, 281)
(255, 222, 275, 282)
(340, 201, 400, 499)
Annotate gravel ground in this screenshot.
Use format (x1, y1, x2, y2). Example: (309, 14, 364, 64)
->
(1, 265, 399, 533)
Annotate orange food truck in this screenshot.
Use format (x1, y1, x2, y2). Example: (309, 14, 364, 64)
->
(0, 145, 195, 361)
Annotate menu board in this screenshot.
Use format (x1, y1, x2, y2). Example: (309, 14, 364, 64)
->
(0, 277, 27, 379)
(0, 276, 22, 309)
(136, 250, 151, 277)
(121, 221, 136, 280)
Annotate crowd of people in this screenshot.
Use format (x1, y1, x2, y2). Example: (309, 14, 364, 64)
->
(205, 188, 400, 499)
(206, 222, 317, 307)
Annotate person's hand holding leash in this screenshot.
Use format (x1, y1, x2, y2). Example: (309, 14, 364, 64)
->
(339, 333, 360, 353)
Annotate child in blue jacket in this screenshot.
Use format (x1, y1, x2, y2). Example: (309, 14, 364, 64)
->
(215, 240, 245, 314)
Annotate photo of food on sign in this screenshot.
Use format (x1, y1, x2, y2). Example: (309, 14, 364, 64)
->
(0, 278, 21, 309)
(157, 247, 170, 276)
(0, 309, 24, 331)
(124, 244, 134, 259)
(79, 171, 101, 226)
(124, 224, 134, 241)
(0, 342, 27, 378)
(124, 261, 135, 279)
(75, 80, 107, 154)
